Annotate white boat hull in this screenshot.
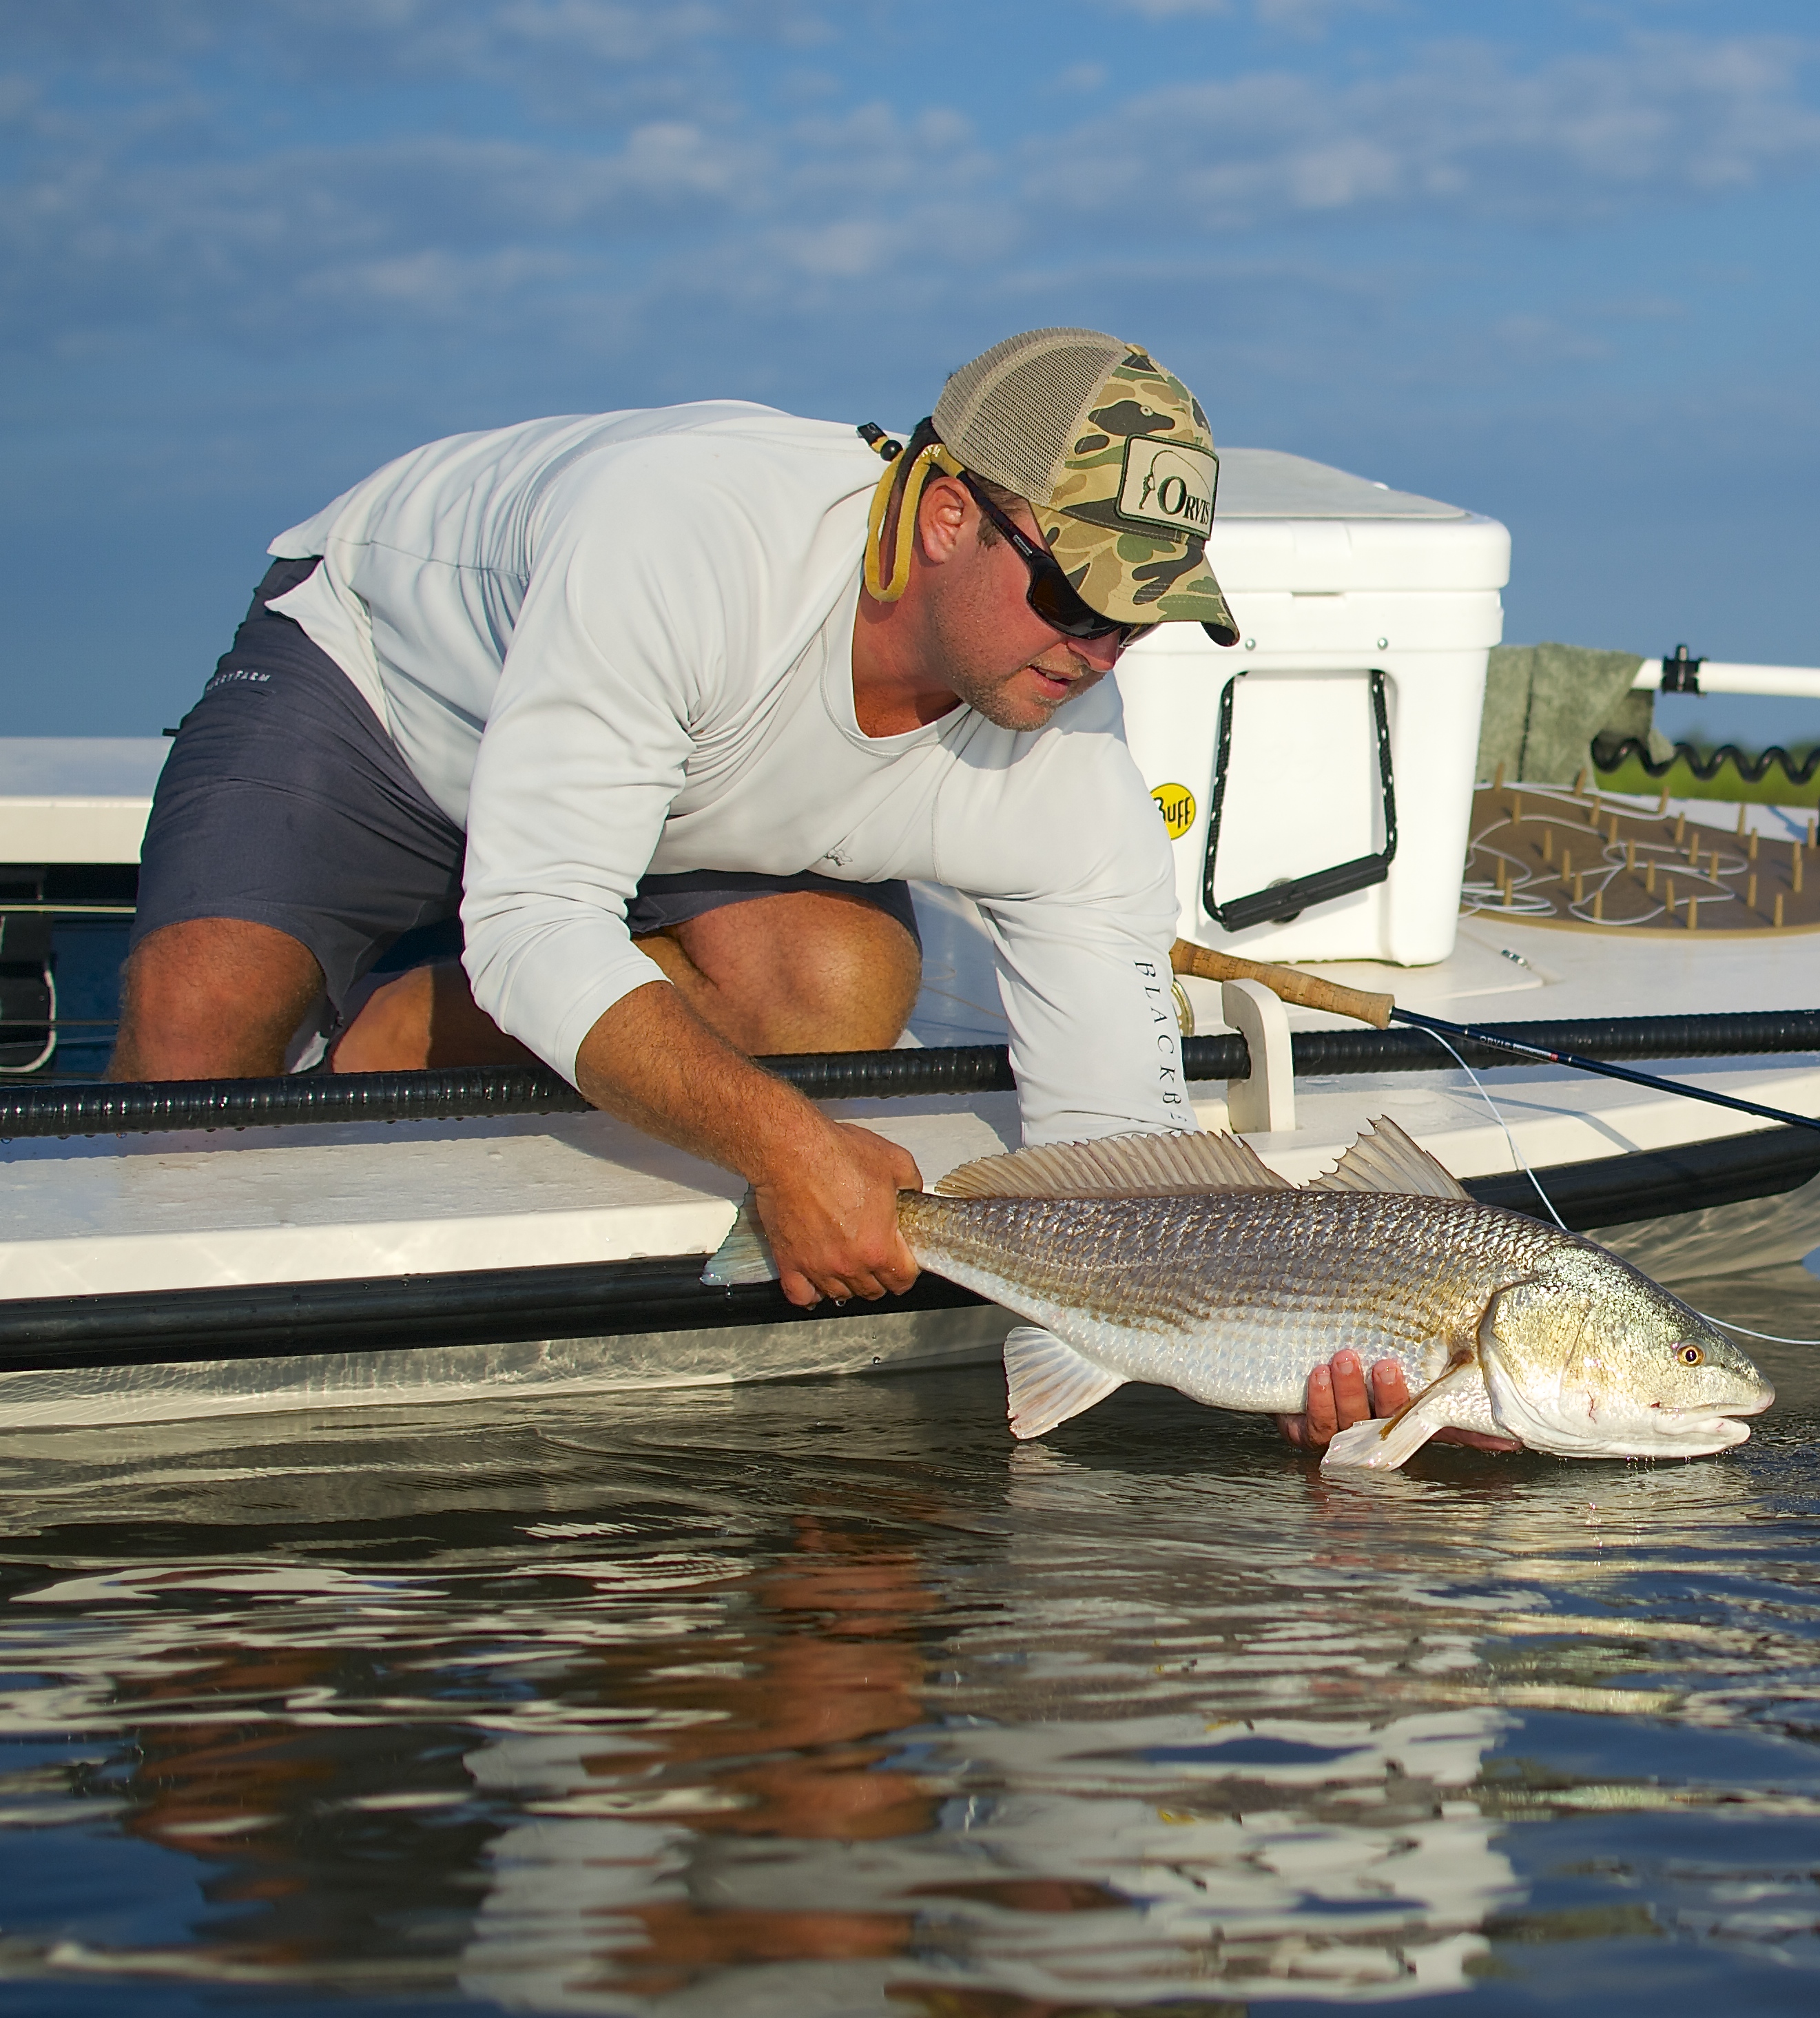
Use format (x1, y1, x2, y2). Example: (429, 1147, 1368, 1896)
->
(0, 1301, 1010, 1430)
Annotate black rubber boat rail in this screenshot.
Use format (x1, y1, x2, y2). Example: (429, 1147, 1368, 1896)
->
(0, 1122, 1813, 1373)
(6, 1009, 1820, 1137)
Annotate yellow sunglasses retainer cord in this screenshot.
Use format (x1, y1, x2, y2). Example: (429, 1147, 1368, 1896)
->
(862, 437, 964, 604)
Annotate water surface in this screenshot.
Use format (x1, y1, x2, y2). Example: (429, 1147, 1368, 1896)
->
(1, 1265, 1819, 2015)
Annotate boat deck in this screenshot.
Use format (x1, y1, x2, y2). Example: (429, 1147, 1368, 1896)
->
(3, 1043, 1817, 1304)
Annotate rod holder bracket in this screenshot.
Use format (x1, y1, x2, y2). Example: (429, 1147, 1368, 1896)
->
(1222, 979, 1296, 1134)
(1659, 644, 1704, 694)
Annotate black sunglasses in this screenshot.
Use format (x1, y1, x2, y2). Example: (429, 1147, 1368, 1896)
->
(953, 469, 1155, 646)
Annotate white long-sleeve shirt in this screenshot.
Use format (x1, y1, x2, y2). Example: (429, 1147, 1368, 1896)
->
(269, 402, 1189, 1143)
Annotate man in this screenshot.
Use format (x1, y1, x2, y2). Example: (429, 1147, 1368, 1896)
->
(117, 325, 1236, 1290)
(112, 324, 1455, 1450)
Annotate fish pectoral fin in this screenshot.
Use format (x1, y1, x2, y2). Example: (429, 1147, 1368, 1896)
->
(936, 1129, 1290, 1200)
(1003, 1326, 1128, 1439)
(1306, 1116, 1471, 1200)
(1319, 1357, 1489, 1473)
(700, 1191, 780, 1286)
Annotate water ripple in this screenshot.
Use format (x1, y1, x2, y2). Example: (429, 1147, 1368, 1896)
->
(0, 1262, 1811, 2008)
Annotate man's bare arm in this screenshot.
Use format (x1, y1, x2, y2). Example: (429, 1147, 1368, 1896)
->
(573, 980, 922, 1308)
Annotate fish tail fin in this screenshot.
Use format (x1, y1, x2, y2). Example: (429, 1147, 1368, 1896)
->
(1004, 1325, 1127, 1439)
(701, 1192, 780, 1286)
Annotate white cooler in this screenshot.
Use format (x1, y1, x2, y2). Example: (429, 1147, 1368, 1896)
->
(1116, 449, 1509, 966)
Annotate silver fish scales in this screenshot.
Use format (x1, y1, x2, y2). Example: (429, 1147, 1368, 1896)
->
(898, 1187, 1568, 1417)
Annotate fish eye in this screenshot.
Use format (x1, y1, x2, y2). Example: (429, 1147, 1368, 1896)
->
(1677, 1343, 1705, 1366)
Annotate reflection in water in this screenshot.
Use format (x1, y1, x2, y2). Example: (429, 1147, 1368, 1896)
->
(0, 1261, 1812, 2010)
(466, 1518, 943, 2010)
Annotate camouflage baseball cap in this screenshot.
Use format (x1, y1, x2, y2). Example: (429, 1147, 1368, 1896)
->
(931, 327, 1239, 642)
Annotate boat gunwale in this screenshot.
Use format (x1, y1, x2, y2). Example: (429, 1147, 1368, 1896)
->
(0, 1125, 1810, 1376)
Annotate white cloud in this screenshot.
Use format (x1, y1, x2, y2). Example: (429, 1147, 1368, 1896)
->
(1, 13, 1816, 366)
(0, 0, 830, 86)
(1102, 0, 1394, 24)
(1040, 34, 1820, 229)
(0, 123, 777, 350)
(1104, 0, 1234, 17)
(1490, 311, 1612, 364)
(1253, 0, 1399, 31)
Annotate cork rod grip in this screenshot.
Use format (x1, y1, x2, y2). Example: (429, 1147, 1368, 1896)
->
(1170, 938, 1396, 1029)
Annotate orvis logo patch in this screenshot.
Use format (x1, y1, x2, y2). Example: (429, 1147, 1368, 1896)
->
(1116, 437, 1217, 538)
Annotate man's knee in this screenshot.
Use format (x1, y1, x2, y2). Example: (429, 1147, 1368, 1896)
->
(331, 961, 534, 1073)
(670, 892, 921, 1053)
(801, 902, 922, 1040)
(110, 918, 324, 1081)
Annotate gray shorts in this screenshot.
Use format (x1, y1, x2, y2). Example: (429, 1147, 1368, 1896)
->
(134, 557, 920, 1012)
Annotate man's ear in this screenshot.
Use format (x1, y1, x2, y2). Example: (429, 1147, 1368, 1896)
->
(914, 471, 971, 569)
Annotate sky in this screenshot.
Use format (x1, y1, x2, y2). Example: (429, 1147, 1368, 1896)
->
(3, 0, 1818, 736)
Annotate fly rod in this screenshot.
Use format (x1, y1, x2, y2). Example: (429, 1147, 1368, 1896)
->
(1171, 939, 1820, 1138)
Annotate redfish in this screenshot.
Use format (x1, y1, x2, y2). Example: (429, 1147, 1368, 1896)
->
(705, 1118, 1772, 1470)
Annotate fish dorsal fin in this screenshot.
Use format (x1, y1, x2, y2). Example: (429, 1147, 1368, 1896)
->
(1307, 1116, 1471, 1201)
(934, 1128, 1291, 1201)
(1003, 1326, 1128, 1439)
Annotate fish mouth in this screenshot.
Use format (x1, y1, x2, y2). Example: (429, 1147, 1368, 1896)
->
(1496, 1391, 1775, 1459)
(1637, 1388, 1774, 1452)
(1576, 1411, 1756, 1458)
(1668, 1416, 1752, 1450)
(1661, 1383, 1775, 1428)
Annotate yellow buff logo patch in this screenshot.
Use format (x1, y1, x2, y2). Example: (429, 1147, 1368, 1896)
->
(1152, 782, 1197, 839)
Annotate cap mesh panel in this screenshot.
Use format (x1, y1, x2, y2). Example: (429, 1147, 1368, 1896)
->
(933, 328, 1128, 503)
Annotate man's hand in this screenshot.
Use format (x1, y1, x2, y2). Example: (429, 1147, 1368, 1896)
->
(573, 980, 924, 1310)
(752, 1120, 922, 1308)
(1276, 1350, 1520, 1453)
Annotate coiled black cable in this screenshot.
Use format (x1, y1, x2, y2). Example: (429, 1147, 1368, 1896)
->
(1594, 734, 1820, 787)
